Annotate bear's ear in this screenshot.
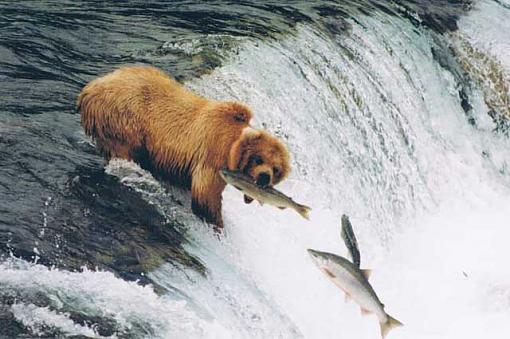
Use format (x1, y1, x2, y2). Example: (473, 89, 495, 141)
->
(233, 111, 249, 123)
(224, 102, 253, 124)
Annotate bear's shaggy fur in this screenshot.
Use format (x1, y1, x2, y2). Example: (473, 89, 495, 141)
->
(77, 66, 290, 229)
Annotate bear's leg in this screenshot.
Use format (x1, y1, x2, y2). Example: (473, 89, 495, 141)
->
(94, 138, 133, 160)
(106, 139, 133, 160)
(191, 167, 226, 231)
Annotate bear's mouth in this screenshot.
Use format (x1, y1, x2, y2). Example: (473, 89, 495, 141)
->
(256, 172, 271, 187)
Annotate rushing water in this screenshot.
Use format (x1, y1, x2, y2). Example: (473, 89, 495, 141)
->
(1, 1, 510, 338)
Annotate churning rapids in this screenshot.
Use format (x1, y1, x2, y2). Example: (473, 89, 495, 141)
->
(1, 1, 510, 338)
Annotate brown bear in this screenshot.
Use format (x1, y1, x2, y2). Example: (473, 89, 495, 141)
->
(77, 65, 290, 230)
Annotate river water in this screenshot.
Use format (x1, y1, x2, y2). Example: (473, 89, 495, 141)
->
(1, 1, 509, 338)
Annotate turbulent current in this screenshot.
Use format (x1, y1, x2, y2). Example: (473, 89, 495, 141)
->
(1, 1, 509, 338)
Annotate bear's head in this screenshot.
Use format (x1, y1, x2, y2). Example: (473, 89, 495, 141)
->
(228, 127, 290, 188)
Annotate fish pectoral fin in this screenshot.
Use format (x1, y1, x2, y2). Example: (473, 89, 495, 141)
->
(361, 269, 372, 280)
(360, 308, 372, 316)
(244, 194, 254, 204)
(233, 185, 243, 191)
(344, 293, 351, 303)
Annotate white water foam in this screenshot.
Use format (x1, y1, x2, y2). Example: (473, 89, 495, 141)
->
(0, 258, 228, 338)
(11, 303, 103, 338)
(98, 4, 510, 337)
(180, 5, 510, 338)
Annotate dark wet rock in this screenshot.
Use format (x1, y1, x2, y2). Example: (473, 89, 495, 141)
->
(429, 36, 477, 126)
(66, 313, 119, 337)
(458, 88, 473, 115)
(0, 274, 158, 338)
(0, 123, 205, 292)
(1, 163, 205, 284)
(450, 35, 510, 134)
(320, 17, 352, 37)
(311, 0, 471, 35)
(0, 297, 30, 338)
(488, 109, 510, 135)
(393, 0, 472, 33)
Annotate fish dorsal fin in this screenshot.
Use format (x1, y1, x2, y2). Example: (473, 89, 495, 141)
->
(361, 269, 372, 280)
(277, 206, 286, 210)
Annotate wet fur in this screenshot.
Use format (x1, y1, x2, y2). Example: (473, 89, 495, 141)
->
(77, 65, 290, 229)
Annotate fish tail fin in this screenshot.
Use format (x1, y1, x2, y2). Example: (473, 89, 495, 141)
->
(380, 314, 403, 338)
(297, 204, 312, 220)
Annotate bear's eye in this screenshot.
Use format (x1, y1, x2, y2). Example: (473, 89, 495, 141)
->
(273, 167, 280, 176)
(252, 155, 263, 165)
